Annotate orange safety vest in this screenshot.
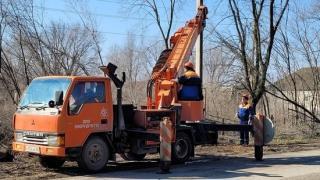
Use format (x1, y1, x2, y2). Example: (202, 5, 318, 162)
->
(183, 70, 199, 79)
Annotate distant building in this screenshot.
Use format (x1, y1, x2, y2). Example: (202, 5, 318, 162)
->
(273, 67, 320, 120)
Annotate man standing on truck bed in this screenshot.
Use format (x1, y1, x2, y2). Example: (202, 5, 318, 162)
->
(178, 61, 203, 101)
(237, 94, 254, 145)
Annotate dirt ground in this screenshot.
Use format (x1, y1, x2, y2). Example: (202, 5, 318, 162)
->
(1, 136, 320, 180)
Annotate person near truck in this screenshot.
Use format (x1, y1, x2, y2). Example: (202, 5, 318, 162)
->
(237, 94, 254, 145)
(178, 61, 203, 100)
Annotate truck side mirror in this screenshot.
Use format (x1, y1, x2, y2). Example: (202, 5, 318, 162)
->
(55, 91, 63, 106)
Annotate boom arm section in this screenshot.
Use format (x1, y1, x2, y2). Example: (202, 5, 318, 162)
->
(147, 6, 208, 109)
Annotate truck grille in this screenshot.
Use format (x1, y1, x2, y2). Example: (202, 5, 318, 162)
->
(22, 136, 48, 145)
(21, 131, 48, 145)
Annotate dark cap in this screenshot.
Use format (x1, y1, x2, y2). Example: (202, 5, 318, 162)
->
(242, 94, 249, 99)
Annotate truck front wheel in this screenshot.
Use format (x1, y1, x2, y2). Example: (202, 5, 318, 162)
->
(172, 132, 192, 163)
(78, 136, 109, 172)
(39, 156, 65, 169)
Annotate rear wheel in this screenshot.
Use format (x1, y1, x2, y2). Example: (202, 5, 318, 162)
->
(120, 152, 146, 161)
(77, 136, 109, 172)
(255, 145, 263, 161)
(172, 132, 192, 163)
(39, 156, 65, 169)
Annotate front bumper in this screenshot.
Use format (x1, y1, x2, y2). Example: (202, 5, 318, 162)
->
(12, 142, 65, 157)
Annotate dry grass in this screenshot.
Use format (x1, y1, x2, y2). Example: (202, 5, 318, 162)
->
(0, 107, 14, 146)
(0, 104, 15, 160)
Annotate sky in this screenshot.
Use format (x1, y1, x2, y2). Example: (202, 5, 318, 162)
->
(32, 0, 316, 71)
(33, 0, 223, 52)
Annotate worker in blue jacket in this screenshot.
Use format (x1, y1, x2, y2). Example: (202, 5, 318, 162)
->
(237, 94, 254, 145)
(178, 61, 203, 100)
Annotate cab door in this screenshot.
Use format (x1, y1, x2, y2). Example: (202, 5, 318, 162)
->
(65, 80, 113, 148)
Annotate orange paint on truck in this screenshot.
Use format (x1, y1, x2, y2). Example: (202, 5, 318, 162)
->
(13, 76, 114, 156)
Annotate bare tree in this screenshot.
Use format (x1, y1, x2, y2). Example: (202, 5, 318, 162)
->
(0, 0, 101, 104)
(67, 0, 105, 66)
(204, 46, 236, 85)
(126, 0, 183, 49)
(107, 33, 144, 105)
(140, 40, 164, 77)
(0, 1, 6, 73)
(213, 0, 289, 111)
(266, 1, 320, 124)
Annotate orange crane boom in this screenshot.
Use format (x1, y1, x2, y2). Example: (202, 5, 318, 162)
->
(147, 6, 208, 109)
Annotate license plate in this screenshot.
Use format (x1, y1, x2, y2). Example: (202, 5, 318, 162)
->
(25, 145, 40, 154)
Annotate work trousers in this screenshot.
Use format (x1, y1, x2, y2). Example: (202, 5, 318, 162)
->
(240, 120, 249, 145)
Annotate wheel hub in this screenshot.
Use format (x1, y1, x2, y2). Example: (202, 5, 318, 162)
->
(88, 144, 102, 163)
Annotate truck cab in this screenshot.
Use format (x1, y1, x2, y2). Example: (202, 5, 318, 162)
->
(13, 76, 114, 170)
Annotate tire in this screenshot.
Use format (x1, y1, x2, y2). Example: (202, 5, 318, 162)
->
(77, 136, 109, 172)
(39, 156, 65, 169)
(255, 145, 263, 161)
(172, 132, 193, 163)
(120, 152, 146, 161)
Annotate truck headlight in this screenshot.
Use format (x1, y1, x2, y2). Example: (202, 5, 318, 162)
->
(14, 132, 23, 142)
(47, 135, 65, 146)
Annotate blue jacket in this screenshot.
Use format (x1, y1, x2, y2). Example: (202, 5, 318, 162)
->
(178, 70, 203, 100)
(238, 103, 254, 122)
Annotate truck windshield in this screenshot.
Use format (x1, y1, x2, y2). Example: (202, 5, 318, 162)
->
(19, 78, 71, 108)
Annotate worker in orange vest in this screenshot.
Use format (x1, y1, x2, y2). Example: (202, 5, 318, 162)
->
(178, 61, 203, 100)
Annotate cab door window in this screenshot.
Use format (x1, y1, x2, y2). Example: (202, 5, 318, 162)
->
(69, 81, 105, 115)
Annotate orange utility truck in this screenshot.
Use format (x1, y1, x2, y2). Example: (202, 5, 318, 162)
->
(12, 6, 264, 172)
